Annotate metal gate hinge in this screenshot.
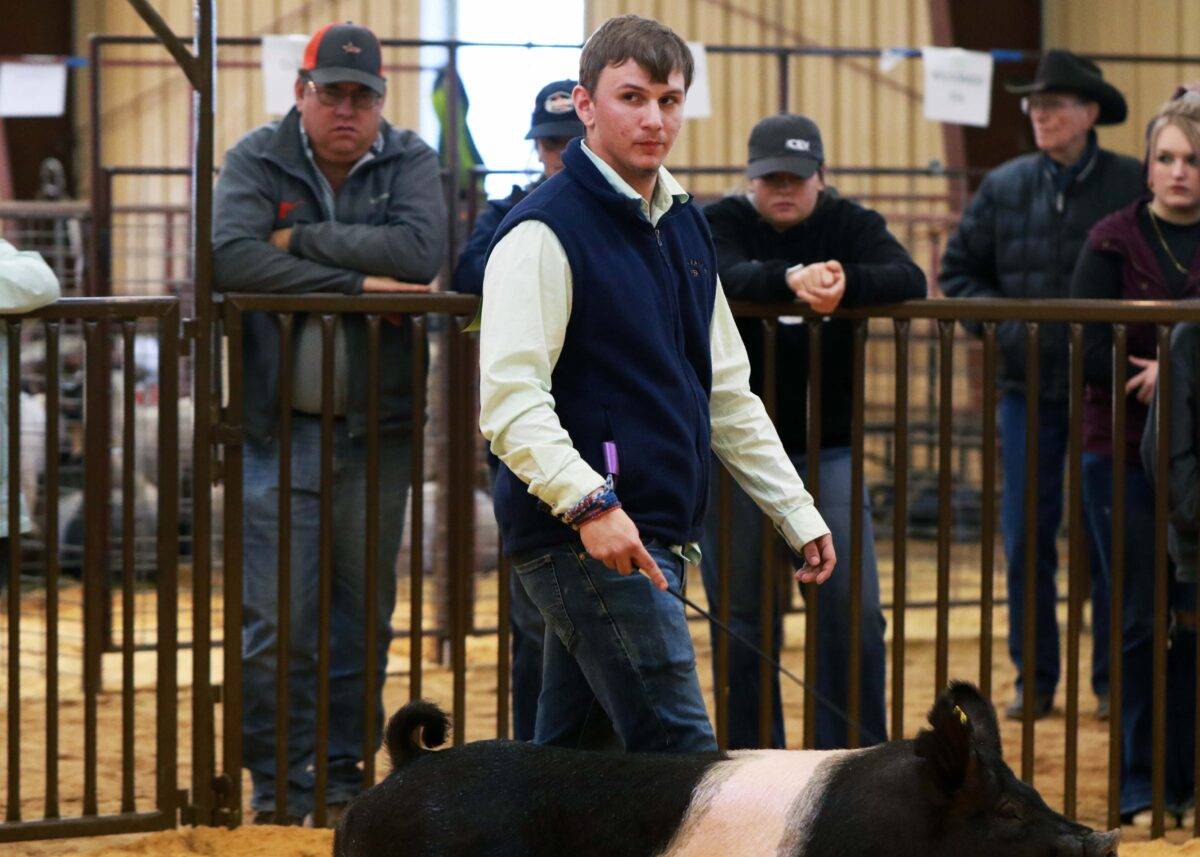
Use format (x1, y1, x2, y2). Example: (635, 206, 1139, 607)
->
(181, 318, 200, 356)
(176, 789, 193, 825)
(212, 421, 242, 447)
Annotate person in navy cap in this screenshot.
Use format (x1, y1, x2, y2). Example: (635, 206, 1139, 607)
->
(453, 78, 585, 295)
(453, 79, 583, 743)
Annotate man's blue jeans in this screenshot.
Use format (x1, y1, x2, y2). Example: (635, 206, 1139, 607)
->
(512, 542, 717, 752)
(999, 392, 1109, 700)
(241, 416, 410, 815)
(1082, 454, 1196, 815)
(488, 458, 545, 743)
(700, 447, 888, 750)
(508, 568, 545, 741)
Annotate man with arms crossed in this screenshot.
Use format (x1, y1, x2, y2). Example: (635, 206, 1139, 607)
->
(213, 22, 445, 825)
(479, 14, 834, 752)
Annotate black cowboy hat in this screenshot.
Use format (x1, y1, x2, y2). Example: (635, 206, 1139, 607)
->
(1005, 49, 1127, 125)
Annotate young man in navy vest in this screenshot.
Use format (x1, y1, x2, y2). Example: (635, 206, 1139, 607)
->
(478, 14, 834, 752)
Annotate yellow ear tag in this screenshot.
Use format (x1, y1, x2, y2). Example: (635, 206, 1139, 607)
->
(954, 705, 969, 727)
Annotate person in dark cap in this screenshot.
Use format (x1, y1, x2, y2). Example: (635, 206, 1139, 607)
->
(699, 113, 925, 750)
(453, 79, 584, 295)
(213, 21, 445, 828)
(940, 49, 1143, 722)
(453, 79, 584, 744)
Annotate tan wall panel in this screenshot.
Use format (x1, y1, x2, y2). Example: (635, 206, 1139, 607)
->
(80, 0, 950, 290)
(582, 0, 944, 205)
(1045, 0, 1200, 161)
(75, 0, 424, 204)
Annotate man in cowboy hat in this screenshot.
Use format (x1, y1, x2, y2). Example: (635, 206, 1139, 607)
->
(940, 49, 1142, 722)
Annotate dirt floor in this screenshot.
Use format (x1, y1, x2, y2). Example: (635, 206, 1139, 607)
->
(0, 827, 1192, 857)
(1, 538, 1197, 854)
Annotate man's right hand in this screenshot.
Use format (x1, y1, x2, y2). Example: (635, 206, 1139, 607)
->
(362, 276, 432, 293)
(794, 532, 836, 584)
(786, 260, 846, 314)
(578, 508, 668, 591)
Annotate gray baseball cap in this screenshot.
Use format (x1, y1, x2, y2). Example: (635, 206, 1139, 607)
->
(746, 113, 824, 179)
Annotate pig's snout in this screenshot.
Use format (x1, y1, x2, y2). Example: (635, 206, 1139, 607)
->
(1084, 828, 1119, 857)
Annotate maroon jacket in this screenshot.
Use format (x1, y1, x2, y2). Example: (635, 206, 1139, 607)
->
(1081, 199, 1200, 458)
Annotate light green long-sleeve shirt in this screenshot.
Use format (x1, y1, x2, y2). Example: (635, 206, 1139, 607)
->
(0, 238, 61, 538)
(478, 143, 829, 559)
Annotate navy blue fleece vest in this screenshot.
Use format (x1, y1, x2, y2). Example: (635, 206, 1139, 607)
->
(489, 139, 718, 554)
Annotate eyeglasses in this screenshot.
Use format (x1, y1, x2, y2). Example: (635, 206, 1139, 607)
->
(304, 78, 382, 111)
(1020, 94, 1086, 115)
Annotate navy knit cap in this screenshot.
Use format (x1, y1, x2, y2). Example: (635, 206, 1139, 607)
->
(526, 79, 584, 140)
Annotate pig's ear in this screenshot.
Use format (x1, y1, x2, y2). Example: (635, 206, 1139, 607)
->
(944, 681, 1001, 754)
(914, 689, 975, 793)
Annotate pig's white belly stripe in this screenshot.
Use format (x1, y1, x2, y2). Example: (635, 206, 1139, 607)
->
(657, 749, 850, 857)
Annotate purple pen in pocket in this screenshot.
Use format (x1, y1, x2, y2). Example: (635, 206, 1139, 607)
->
(603, 441, 619, 488)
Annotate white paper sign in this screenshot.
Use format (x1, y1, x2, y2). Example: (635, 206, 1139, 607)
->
(0, 62, 67, 118)
(922, 47, 993, 128)
(683, 42, 711, 119)
(261, 34, 309, 116)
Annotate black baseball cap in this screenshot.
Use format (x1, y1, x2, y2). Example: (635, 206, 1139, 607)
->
(301, 22, 386, 97)
(746, 114, 825, 180)
(526, 79, 585, 140)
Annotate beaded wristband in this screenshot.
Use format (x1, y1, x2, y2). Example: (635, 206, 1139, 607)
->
(562, 478, 621, 529)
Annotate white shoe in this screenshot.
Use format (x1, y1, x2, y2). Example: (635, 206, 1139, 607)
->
(1125, 808, 1181, 829)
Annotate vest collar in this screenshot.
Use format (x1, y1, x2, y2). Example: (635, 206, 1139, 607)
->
(562, 138, 690, 224)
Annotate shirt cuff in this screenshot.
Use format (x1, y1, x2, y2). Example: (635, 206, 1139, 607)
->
(538, 460, 607, 518)
(778, 505, 830, 554)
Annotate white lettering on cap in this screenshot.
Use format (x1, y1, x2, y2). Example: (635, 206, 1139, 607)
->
(785, 138, 811, 152)
(342, 41, 362, 54)
(544, 91, 574, 114)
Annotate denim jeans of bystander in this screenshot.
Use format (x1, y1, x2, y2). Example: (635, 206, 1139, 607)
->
(241, 415, 410, 816)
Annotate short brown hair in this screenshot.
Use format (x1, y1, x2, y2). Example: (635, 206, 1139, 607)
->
(579, 15, 693, 94)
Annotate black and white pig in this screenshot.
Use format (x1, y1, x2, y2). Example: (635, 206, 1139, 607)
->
(334, 682, 1119, 857)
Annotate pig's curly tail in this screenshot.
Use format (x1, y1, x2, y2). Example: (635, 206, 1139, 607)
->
(384, 700, 450, 769)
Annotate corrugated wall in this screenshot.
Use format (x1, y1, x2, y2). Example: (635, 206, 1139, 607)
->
(73, 1, 962, 292)
(1044, 0, 1200, 160)
(584, 0, 946, 204)
(73, 0, 424, 293)
(78, 2, 945, 200)
(74, 1, 423, 204)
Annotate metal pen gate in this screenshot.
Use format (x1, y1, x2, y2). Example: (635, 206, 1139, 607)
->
(0, 297, 180, 843)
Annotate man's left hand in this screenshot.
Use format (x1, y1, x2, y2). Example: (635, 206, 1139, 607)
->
(794, 532, 836, 584)
(270, 228, 293, 252)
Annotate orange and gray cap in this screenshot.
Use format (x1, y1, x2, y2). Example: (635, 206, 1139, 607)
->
(301, 22, 386, 96)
